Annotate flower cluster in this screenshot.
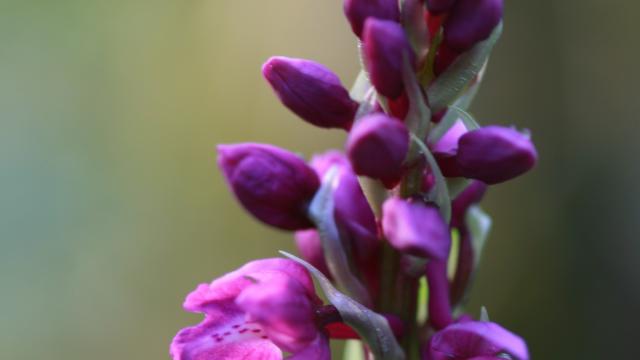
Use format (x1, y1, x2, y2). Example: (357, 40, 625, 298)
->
(171, 0, 536, 359)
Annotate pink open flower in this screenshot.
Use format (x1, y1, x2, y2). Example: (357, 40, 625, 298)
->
(170, 259, 330, 360)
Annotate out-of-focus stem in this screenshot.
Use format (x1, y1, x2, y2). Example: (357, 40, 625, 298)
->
(450, 227, 474, 307)
(425, 260, 453, 330)
(399, 274, 420, 359)
(379, 242, 399, 312)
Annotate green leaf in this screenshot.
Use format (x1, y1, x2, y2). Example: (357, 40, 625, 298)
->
(446, 177, 472, 199)
(403, 56, 431, 140)
(350, 70, 371, 102)
(343, 340, 366, 360)
(480, 306, 491, 322)
(465, 205, 492, 266)
(354, 88, 377, 120)
(410, 134, 451, 223)
(427, 22, 503, 112)
(447, 228, 461, 280)
(400, 56, 433, 196)
(427, 106, 480, 148)
(308, 167, 372, 307)
(450, 106, 480, 131)
(453, 75, 483, 110)
(281, 252, 406, 360)
(416, 276, 428, 324)
(401, 0, 429, 60)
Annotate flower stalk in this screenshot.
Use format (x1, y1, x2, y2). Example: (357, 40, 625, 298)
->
(170, 1, 537, 359)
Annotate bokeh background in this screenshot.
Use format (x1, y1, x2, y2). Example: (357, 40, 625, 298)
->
(1, 1, 638, 359)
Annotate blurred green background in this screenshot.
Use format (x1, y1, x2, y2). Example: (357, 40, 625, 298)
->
(1, 1, 638, 359)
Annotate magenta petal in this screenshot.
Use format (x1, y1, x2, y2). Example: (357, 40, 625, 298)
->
(429, 321, 529, 360)
(288, 334, 331, 360)
(382, 197, 451, 260)
(171, 259, 321, 360)
(236, 273, 319, 353)
(184, 259, 317, 313)
(171, 316, 281, 360)
(431, 119, 467, 155)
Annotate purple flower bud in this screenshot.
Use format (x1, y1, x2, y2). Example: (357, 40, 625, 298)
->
(363, 18, 416, 99)
(262, 56, 358, 130)
(425, 0, 457, 15)
(443, 0, 503, 51)
(217, 143, 320, 230)
(382, 197, 451, 260)
(431, 119, 468, 178)
(347, 114, 409, 188)
(429, 320, 529, 360)
(294, 229, 331, 277)
(456, 126, 538, 184)
(343, 0, 400, 38)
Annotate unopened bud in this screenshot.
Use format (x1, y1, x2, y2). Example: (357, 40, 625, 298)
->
(343, 0, 400, 38)
(217, 143, 320, 230)
(382, 197, 451, 260)
(346, 114, 409, 188)
(456, 126, 537, 184)
(362, 19, 416, 99)
(443, 0, 503, 51)
(262, 56, 358, 130)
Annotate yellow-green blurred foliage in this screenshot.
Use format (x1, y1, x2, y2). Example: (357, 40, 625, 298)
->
(1, 1, 639, 359)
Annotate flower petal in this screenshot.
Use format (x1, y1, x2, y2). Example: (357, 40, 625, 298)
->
(172, 259, 321, 360)
(170, 314, 281, 360)
(429, 321, 529, 360)
(288, 335, 331, 360)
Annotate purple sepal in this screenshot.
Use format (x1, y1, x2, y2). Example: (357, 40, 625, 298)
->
(346, 114, 409, 188)
(382, 197, 451, 260)
(443, 0, 503, 51)
(344, 0, 400, 38)
(217, 143, 320, 230)
(431, 119, 468, 177)
(426, 0, 457, 15)
(262, 56, 358, 130)
(363, 18, 416, 99)
(429, 320, 529, 360)
(456, 126, 538, 185)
